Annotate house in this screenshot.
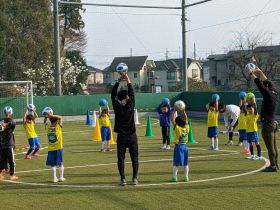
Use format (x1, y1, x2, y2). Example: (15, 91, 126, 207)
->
(86, 66, 107, 93)
(105, 56, 156, 92)
(154, 58, 202, 92)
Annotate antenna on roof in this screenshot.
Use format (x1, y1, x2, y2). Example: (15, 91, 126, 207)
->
(165, 48, 169, 60)
(130, 48, 133, 57)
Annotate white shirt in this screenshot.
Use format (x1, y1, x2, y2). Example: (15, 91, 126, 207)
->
(223, 105, 240, 127)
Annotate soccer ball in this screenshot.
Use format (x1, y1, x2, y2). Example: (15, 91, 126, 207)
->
(27, 104, 36, 111)
(211, 94, 220, 102)
(116, 63, 128, 74)
(245, 63, 256, 72)
(3, 106, 13, 115)
(239, 91, 247, 100)
(246, 92, 255, 101)
(162, 98, 170, 105)
(174, 100, 186, 111)
(99, 98, 108, 106)
(42, 107, 53, 116)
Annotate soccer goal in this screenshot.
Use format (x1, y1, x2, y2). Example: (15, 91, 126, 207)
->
(0, 81, 33, 118)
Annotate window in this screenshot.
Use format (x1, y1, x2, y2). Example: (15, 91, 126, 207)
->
(134, 73, 138, 78)
(192, 69, 198, 78)
(167, 72, 175, 80)
(104, 73, 110, 79)
(217, 80, 221, 86)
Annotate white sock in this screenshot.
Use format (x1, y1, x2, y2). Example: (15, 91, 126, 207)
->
(101, 142, 105, 150)
(59, 165, 64, 179)
(173, 166, 178, 177)
(51, 167, 57, 180)
(106, 141, 110, 149)
(214, 137, 218, 148)
(245, 141, 249, 150)
(210, 138, 214, 147)
(184, 165, 189, 177)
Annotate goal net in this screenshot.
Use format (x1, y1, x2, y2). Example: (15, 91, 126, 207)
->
(0, 81, 33, 119)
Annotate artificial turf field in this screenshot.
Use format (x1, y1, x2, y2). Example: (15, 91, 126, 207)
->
(1, 117, 280, 210)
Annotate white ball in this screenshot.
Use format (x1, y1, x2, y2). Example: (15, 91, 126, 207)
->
(116, 63, 128, 74)
(27, 104, 36, 111)
(174, 100, 186, 111)
(42, 107, 53, 116)
(245, 63, 256, 72)
(3, 106, 13, 115)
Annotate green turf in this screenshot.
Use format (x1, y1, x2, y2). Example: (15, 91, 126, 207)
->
(1, 118, 280, 210)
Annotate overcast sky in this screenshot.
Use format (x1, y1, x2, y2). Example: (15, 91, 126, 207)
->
(81, 0, 280, 69)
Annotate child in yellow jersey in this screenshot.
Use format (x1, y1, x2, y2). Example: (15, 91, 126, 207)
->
(206, 100, 219, 151)
(246, 104, 262, 160)
(23, 108, 41, 159)
(170, 107, 189, 182)
(44, 112, 65, 183)
(99, 104, 112, 152)
(238, 102, 249, 155)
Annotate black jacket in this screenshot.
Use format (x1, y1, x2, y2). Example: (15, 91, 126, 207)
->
(0, 118, 16, 149)
(254, 78, 278, 123)
(111, 82, 136, 135)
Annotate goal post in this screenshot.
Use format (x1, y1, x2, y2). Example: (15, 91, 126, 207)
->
(0, 81, 33, 118)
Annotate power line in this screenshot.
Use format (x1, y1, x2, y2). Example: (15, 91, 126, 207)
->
(187, 8, 280, 32)
(83, 11, 181, 16)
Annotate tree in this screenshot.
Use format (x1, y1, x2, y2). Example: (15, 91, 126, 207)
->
(0, 0, 52, 81)
(24, 58, 88, 96)
(168, 79, 217, 92)
(59, 0, 86, 56)
(226, 31, 280, 90)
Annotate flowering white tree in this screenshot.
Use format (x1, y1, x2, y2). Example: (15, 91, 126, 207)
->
(24, 58, 88, 96)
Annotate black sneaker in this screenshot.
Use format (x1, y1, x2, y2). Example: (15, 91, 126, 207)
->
(262, 166, 277, 172)
(132, 178, 138, 185)
(120, 179, 126, 186)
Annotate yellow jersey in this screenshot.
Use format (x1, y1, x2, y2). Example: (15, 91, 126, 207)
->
(99, 115, 111, 127)
(237, 112, 247, 130)
(246, 113, 259, 133)
(207, 109, 219, 127)
(174, 124, 189, 144)
(46, 123, 63, 151)
(23, 121, 37, 139)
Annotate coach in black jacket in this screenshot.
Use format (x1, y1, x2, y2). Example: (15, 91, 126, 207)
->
(0, 116, 17, 179)
(246, 65, 278, 172)
(111, 73, 138, 186)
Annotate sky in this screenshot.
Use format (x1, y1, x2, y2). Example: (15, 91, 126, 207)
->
(81, 0, 280, 69)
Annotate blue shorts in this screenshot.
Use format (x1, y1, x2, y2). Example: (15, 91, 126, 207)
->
(238, 130, 247, 141)
(28, 137, 41, 148)
(46, 149, 63, 166)
(173, 144, 188, 166)
(247, 132, 259, 143)
(101, 126, 111, 141)
(208, 127, 218, 138)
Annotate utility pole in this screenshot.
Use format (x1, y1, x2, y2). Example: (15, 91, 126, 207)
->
(182, 0, 188, 91)
(53, 0, 62, 96)
(130, 48, 133, 56)
(194, 42, 197, 60)
(165, 48, 169, 60)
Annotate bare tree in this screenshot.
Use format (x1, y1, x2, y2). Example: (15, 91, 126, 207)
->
(226, 31, 280, 90)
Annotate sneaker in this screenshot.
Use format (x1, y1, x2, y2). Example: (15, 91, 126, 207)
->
(120, 179, 126, 186)
(236, 142, 243, 146)
(171, 176, 177, 182)
(53, 177, 59, 183)
(132, 178, 138, 185)
(106, 148, 112, 152)
(246, 155, 254, 159)
(10, 175, 19, 180)
(31, 154, 40, 157)
(255, 156, 263, 160)
(25, 155, 32, 159)
(160, 145, 167, 150)
(166, 145, 171, 150)
(184, 176, 189, 182)
(262, 166, 277, 172)
(241, 149, 250, 155)
(209, 146, 214, 150)
(225, 141, 233, 146)
(0, 174, 4, 180)
(59, 177, 66, 182)
(213, 147, 219, 151)
(101, 149, 105, 153)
